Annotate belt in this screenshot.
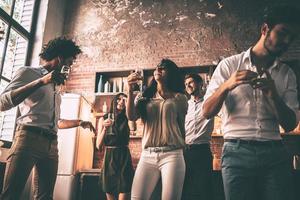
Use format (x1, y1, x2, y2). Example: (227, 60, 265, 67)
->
(224, 139, 283, 146)
(17, 125, 57, 140)
(144, 146, 181, 153)
(185, 143, 210, 150)
(105, 145, 128, 148)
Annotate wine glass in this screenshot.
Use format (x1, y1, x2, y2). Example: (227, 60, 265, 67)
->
(57, 65, 71, 93)
(60, 65, 71, 79)
(106, 113, 115, 135)
(135, 68, 144, 92)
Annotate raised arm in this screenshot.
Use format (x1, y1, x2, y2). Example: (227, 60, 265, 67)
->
(0, 69, 65, 111)
(202, 70, 257, 119)
(126, 72, 141, 121)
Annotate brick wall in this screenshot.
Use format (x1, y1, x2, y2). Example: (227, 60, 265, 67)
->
(93, 137, 142, 169)
(62, 0, 300, 169)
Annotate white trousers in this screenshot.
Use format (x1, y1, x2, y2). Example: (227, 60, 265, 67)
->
(131, 149, 185, 200)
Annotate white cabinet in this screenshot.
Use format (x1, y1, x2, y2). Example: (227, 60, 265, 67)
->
(54, 93, 94, 200)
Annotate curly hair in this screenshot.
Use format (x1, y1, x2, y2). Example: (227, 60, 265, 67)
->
(39, 37, 82, 61)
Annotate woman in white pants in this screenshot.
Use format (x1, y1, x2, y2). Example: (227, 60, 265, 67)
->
(127, 59, 188, 200)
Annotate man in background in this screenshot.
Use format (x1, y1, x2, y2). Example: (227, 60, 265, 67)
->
(182, 73, 214, 200)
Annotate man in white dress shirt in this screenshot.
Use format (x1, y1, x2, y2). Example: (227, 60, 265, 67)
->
(202, 5, 300, 200)
(182, 73, 214, 200)
(0, 37, 95, 200)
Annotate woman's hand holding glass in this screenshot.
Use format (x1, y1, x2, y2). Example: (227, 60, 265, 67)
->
(104, 113, 115, 135)
(127, 72, 143, 92)
(103, 118, 113, 128)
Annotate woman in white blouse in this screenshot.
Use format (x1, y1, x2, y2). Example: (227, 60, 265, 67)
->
(127, 59, 188, 200)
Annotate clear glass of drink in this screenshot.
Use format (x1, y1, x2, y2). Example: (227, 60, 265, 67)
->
(106, 113, 115, 135)
(135, 68, 144, 92)
(60, 65, 71, 80)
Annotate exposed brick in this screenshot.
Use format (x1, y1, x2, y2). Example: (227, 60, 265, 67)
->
(63, 0, 300, 171)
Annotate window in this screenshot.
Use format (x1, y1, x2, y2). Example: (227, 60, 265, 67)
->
(0, 0, 38, 143)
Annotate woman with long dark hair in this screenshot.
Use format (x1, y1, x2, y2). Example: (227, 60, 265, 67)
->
(96, 93, 134, 200)
(127, 59, 188, 200)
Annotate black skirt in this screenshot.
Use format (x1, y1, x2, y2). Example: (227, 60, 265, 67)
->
(101, 146, 134, 194)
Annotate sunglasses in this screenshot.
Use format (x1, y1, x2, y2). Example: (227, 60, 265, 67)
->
(156, 64, 167, 70)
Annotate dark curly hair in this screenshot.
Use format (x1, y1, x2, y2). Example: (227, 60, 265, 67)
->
(39, 37, 82, 61)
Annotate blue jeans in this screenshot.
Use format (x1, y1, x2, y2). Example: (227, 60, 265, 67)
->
(221, 141, 294, 200)
(1, 129, 59, 200)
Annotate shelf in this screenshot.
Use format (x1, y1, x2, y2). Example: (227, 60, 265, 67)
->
(95, 91, 140, 96)
(95, 92, 121, 96)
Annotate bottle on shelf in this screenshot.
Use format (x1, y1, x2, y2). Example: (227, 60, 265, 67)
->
(97, 75, 103, 93)
(119, 78, 123, 92)
(104, 81, 110, 93)
(102, 101, 108, 113)
(113, 79, 117, 93)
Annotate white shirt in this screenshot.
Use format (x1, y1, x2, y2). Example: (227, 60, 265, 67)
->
(204, 48, 299, 140)
(0, 67, 61, 133)
(185, 97, 214, 144)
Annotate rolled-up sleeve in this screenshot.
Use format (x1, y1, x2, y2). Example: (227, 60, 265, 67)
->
(283, 69, 300, 123)
(203, 60, 231, 103)
(0, 67, 28, 111)
(0, 91, 15, 111)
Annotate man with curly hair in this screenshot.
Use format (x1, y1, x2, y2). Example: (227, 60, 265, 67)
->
(0, 37, 95, 200)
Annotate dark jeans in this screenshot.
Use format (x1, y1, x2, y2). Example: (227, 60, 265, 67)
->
(222, 141, 294, 200)
(1, 129, 59, 200)
(181, 143, 213, 200)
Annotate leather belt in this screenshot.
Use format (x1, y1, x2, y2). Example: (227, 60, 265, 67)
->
(17, 125, 57, 140)
(224, 139, 283, 146)
(105, 146, 128, 148)
(185, 143, 210, 150)
(144, 146, 181, 153)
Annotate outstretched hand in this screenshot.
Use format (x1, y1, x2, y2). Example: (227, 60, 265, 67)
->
(80, 121, 96, 133)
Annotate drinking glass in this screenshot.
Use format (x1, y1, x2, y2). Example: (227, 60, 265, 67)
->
(60, 65, 71, 80)
(106, 113, 115, 135)
(135, 68, 144, 92)
(56, 65, 71, 92)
